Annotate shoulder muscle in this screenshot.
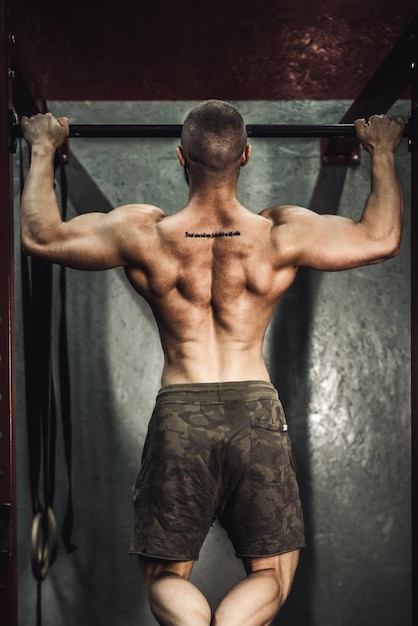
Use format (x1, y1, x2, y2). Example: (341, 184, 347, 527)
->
(259, 205, 309, 225)
(111, 203, 166, 226)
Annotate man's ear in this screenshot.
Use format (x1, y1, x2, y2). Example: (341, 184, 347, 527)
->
(240, 144, 252, 167)
(176, 146, 186, 167)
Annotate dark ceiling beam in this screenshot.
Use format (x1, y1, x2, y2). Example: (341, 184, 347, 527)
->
(340, 12, 417, 123)
(11, 62, 46, 117)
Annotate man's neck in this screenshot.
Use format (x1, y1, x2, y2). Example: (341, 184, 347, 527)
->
(186, 180, 241, 212)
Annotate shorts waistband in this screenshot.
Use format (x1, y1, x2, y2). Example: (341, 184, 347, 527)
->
(156, 380, 279, 404)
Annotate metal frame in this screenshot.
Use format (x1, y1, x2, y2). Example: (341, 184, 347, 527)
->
(410, 39, 418, 626)
(0, 2, 17, 624)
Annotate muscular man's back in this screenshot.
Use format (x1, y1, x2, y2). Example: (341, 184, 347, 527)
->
(124, 202, 298, 385)
(18, 106, 404, 387)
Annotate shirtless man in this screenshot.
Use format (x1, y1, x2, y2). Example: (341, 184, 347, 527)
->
(21, 101, 404, 626)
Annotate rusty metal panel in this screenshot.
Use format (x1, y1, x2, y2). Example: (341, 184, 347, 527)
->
(0, 0, 17, 623)
(410, 41, 418, 626)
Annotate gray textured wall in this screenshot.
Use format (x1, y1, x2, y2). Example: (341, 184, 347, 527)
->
(14, 101, 411, 626)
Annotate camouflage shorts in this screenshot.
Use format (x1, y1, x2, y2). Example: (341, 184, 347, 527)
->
(130, 380, 305, 560)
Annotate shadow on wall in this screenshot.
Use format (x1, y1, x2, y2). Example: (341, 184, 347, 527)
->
(269, 166, 350, 626)
(62, 156, 151, 624)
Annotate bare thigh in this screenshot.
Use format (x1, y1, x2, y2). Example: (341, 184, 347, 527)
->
(137, 556, 212, 626)
(138, 555, 195, 586)
(243, 549, 300, 597)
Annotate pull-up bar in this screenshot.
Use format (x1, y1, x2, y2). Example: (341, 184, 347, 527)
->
(12, 122, 411, 139)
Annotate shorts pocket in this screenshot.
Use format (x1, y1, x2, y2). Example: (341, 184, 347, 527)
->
(249, 400, 292, 485)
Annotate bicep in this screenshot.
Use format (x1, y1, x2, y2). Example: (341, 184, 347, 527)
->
(294, 214, 373, 270)
(276, 208, 392, 271)
(52, 211, 127, 269)
(25, 208, 133, 270)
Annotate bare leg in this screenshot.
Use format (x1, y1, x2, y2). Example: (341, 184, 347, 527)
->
(211, 550, 299, 626)
(138, 556, 212, 626)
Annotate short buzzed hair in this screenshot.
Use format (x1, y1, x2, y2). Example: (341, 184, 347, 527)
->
(181, 100, 247, 174)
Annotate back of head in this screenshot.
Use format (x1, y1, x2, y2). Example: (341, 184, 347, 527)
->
(181, 100, 247, 176)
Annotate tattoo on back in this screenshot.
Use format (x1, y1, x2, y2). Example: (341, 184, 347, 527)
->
(185, 231, 241, 239)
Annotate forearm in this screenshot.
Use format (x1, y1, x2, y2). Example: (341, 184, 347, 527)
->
(19, 113, 127, 269)
(21, 146, 63, 254)
(360, 150, 403, 255)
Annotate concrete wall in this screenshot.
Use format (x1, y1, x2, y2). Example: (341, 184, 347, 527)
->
(14, 101, 411, 625)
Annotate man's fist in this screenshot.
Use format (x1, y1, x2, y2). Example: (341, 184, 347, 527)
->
(354, 114, 404, 154)
(21, 112, 69, 150)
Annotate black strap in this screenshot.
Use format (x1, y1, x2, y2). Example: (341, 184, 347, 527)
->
(20, 143, 53, 516)
(20, 141, 77, 585)
(57, 157, 77, 553)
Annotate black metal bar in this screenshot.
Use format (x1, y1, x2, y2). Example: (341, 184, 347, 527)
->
(11, 122, 411, 140)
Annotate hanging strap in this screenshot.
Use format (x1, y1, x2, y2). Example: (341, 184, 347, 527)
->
(20, 142, 77, 583)
(20, 141, 57, 581)
(57, 156, 77, 554)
